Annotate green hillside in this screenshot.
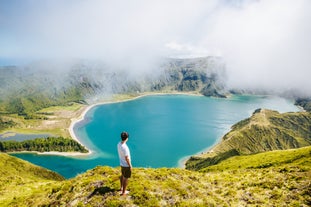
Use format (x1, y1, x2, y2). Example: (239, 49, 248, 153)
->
(0, 57, 225, 119)
(0, 153, 64, 206)
(186, 109, 311, 171)
(217, 109, 311, 153)
(0, 146, 310, 206)
(0, 58, 227, 135)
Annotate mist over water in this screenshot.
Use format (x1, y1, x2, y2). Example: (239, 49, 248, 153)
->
(12, 95, 299, 178)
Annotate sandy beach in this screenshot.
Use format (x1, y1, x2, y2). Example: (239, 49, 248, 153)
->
(68, 104, 94, 156)
(9, 150, 93, 157)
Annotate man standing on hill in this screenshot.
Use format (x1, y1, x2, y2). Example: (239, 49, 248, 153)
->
(117, 131, 132, 196)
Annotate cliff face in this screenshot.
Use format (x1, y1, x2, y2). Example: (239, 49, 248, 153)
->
(186, 109, 311, 171)
(295, 97, 311, 112)
(217, 109, 311, 154)
(152, 57, 227, 97)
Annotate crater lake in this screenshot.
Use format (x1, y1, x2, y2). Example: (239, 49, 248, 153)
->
(12, 94, 300, 178)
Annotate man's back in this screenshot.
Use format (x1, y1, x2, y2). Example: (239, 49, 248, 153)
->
(118, 141, 131, 167)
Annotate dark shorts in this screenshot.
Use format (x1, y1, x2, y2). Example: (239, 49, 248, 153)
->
(121, 166, 132, 178)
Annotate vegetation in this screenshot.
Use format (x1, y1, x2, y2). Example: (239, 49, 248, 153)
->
(186, 109, 311, 171)
(186, 149, 240, 171)
(1, 58, 311, 206)
(0, 117, 16, 131)
(0, 137, 88, 153)
(295, 98, 311, 112)
(0, 153, 64, 206)
(218, 109, 311, 153)
(0, 146, 310, 206)
(0, 58, 225, 114)
(0, 65, 90, 121)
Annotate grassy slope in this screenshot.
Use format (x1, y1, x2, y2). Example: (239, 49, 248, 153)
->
(1, 146, 310, 206)
(186, 109, 311, 171)
(0, 153, 64, 206)
(214, 109, 311, 154)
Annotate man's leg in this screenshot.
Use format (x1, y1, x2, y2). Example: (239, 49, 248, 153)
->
(121, 177, 129, 195)
(120, 175, 123, 191)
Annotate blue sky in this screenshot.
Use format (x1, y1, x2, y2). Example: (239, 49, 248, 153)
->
(1, 0, 311, 94)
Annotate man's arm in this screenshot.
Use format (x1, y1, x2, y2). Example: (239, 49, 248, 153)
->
(125, 156, 132, 170)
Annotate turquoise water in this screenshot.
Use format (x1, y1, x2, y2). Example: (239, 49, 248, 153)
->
(0, 133, 51, 141)
(12, 95, 299, 178)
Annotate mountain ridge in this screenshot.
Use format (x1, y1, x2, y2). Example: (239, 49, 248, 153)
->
(185, 109, 311, 171)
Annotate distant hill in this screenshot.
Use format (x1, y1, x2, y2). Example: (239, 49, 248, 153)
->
(0, 57, 229, 134)
(186, 109, 311, 171)
(0, 57, 226, 115)
(0, 146, 310, 206)
(1, 57, 310, 131)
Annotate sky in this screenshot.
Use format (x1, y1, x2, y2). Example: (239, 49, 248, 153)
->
(0, 0, 311, 95)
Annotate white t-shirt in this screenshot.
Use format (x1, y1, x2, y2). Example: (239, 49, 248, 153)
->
(117, 141, 131, 167)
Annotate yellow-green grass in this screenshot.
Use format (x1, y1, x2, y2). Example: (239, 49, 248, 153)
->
(205, 110, 311, 155)
(1, 146, 310, 206)
(37, 102, 84, 113)
(0, 153, 64, 206)
(200, 146, 311, 172)
(0, 102, 86, 137)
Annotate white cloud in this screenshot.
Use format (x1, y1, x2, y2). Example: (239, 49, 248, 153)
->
(165, 42, 211, 58)
(189, 0, 311, 95)
(1, 0, 311, 95)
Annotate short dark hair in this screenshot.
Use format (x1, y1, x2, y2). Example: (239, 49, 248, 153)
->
(121, 131, 129, 141)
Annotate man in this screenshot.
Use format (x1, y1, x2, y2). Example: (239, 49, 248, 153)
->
(117, 131, 132, 196)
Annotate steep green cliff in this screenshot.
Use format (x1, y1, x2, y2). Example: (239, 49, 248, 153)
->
(216, 109, 311, 153)
(186, 109, 311, 171)
(295, 98, 311, 112)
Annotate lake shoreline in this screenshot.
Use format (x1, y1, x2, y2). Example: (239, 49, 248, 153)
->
(69, 91, 204, 158)
(3, 92, 299, 165)
(0, 92, 203, 158)
(9, 150, 91, 157)
(7, 93, 301, 178)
